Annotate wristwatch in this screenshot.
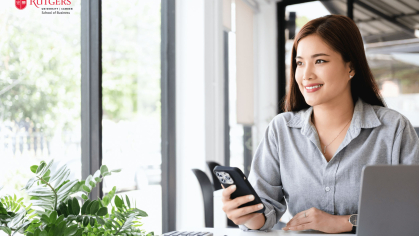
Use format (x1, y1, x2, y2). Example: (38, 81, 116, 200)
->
(348, 214, 357, 234)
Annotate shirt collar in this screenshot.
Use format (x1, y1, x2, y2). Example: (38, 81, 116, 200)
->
(286, 98, 382, 134)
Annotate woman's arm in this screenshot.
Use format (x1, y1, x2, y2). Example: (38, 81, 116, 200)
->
(391, 117, 419, 164)
(243, 213, 266, 230)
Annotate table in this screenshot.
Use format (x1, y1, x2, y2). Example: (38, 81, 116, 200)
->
(180, 228, 342, 236)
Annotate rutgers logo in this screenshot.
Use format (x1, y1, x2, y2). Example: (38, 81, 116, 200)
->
(15, 0, 27, 10)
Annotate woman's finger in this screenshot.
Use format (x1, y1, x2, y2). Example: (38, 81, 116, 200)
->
(285, 215, 311, 228)
(223, 194, 255, 211)
(284, 222, 314, 231)
(287, 208, 312, 226)
(221, 185, 236, 202)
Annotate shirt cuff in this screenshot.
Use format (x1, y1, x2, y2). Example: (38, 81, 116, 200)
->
(239, 201, 277, 232)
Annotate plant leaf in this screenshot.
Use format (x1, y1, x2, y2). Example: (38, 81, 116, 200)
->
(96, 207, 107, 216)
(89, 201, 99, 215)
(114, 195, 123, 208)
(126, 195, 131, 209)
(82, 216, 89, 227)
(49, 211, 57, 224)
(30, 165, 39, 174)
(63, 224, 78, 236)
(96, 216, 105, 225)
(72, 198, 80, 215)
(36, 161, 46, 174)
(0, 226, 12, 235)
(100, 165, 109, 175)
(81, 200, 91, 215)
(39, 159, 54, 177)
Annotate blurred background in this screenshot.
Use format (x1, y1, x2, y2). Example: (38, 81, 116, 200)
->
(1, 0, 419, 235)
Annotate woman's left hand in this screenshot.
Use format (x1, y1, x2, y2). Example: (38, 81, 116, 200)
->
(282, 207, 353, 234)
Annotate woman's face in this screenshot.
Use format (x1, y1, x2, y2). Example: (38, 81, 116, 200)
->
(294, 34, 354, 107)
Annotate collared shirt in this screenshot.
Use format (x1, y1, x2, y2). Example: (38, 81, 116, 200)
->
(239, 98, 419, 232)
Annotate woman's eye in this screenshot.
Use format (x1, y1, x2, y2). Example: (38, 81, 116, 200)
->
(316, 59, 326, 64)
(296, 61, 303, 66)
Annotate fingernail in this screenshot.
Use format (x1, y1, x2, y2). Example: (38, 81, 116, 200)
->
(248, 195, 254, 200)
(231, 185, 236, 190)
(258, 204, 263, 209)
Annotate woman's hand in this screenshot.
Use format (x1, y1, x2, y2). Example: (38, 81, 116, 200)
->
(282, 207, 353, 233)
(221, 185, 265, 229)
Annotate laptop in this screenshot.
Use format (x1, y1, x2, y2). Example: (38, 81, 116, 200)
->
(357, 165, 419, 236)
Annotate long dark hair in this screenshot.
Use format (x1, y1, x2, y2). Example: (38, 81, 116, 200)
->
(283, 15, 385, 112)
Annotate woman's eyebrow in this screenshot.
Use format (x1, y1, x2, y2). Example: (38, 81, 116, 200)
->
(295, 53, 331, 59)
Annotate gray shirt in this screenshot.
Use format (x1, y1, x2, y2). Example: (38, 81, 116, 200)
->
(240, 98, 419, 231)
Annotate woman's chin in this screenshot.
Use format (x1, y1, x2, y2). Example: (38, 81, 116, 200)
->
(304, 96, 320, 107)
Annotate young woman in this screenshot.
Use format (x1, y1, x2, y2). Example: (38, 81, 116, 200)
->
(221, 15, 419, 234)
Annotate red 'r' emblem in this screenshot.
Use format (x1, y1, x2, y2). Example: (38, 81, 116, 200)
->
(15, 0, 27, 10)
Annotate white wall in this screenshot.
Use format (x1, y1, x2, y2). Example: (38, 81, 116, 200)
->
(176, 0, 206, 230)
(253, 1, 278, 148)
(176, 0, 225, 230)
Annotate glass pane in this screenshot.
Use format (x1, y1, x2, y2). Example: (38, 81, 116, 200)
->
(102, 1, 162, 234)
(366, 53, 419, 126)
(0, 0, 81, 203)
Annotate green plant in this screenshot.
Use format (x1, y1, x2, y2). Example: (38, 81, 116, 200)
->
(0, 160, 154, 236)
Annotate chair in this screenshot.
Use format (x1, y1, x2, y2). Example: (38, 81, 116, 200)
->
(192, 169, 214, 227)
(206, 161, 222, 191)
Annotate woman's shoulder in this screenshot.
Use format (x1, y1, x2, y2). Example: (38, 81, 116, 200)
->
(371, 105, 412, 130)
(269, 109, 307, 129)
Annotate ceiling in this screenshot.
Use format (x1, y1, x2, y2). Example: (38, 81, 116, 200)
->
(320, 0, 419, 53)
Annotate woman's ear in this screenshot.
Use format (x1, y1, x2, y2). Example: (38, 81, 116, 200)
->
(348, 62, 355, 78)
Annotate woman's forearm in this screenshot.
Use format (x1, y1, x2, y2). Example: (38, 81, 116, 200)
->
(243, 213, 266, 230)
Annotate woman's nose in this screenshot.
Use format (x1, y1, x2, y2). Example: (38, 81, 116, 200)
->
(302, 64, 314, 80)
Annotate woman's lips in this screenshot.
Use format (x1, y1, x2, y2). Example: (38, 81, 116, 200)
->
(305, 84, 323, 93)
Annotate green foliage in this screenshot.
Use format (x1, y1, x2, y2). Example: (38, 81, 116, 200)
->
(0, 187, 35, 236)
(0, 160, 152, 236)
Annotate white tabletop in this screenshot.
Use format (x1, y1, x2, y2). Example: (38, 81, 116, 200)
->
(180, 228, 341, 236)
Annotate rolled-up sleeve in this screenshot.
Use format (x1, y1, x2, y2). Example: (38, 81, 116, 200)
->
(239, 120, 287, 231)
(392, 117, 419, 165)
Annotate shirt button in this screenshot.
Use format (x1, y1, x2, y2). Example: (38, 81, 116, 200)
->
(325, 187, 330, 192)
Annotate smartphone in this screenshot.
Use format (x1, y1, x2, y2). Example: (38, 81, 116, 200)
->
(213, 166, 265, 214)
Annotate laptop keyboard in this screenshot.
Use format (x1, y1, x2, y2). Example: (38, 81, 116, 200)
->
(162, 231, 213, 236)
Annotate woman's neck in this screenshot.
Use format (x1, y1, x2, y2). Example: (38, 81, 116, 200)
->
(311, 95, 354, 129)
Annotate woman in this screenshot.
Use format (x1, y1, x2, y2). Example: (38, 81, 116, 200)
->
(221, 15, 419, 234)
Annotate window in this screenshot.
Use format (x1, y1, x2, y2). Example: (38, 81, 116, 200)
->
(102, 1, 162, 234)
(0, 0, 81, 197)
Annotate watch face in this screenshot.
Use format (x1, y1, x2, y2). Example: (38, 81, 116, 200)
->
(349, 215, 358, 226)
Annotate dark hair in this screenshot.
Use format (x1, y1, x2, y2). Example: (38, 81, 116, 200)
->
(283, 14, 386, 112)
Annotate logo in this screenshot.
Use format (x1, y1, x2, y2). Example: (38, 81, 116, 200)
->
(15, 0, 27, 10)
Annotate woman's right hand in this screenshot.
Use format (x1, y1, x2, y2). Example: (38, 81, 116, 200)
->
(221, 185, 266, 229)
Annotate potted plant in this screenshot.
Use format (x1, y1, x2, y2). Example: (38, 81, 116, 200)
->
(0, 160, 154, 236)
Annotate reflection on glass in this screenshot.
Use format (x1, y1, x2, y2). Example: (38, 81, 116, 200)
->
(102, 1, 162, 234)
(366, 53, 419, 126)
(0, 0, 81, 200)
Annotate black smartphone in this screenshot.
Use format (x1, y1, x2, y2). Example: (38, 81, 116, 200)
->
(213, 166, 265, 214)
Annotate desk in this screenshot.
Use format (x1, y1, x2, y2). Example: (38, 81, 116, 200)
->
(181, 228, 342, 236)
